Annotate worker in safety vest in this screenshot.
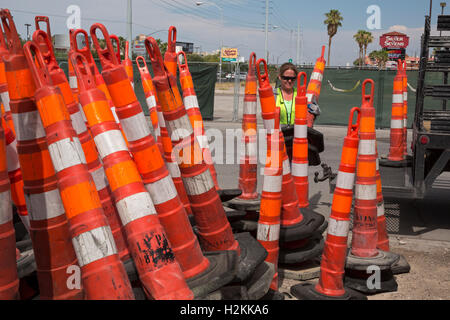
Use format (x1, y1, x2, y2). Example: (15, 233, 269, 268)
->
(274, 62, 321, 127)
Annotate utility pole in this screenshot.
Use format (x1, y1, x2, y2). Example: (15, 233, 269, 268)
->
(265, 0, 269, 63)
(127, 0, 132, 59)
(296, 22, 300, 66)
(25, 23, 31, 41)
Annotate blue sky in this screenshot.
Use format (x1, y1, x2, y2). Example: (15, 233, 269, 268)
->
(0, 0, 441, 65)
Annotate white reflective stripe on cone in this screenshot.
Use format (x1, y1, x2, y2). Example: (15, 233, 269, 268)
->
(336, 171, 355, 190)
(72, 225, 117, 267)
(115, 191, 157, 226)
(48, 137, 86, 173)
(0, 190, 12, 224)
(90, 166, 108, 191)
(263, 119, 275, 132)
(25, 188, 66, 221)
(12, 110, 46, 141)
(257, 223, 280, 242)
(166, 161, 181, 178)
(0, 92, 10, 111)
(165, 115, 194, 141)
(120, 112, 152, 142)
(183, 169, 215, 196)
(294, 124, 307, 139)
(146, 96, 157, 109)
(93, 130, 128, 160)
(110, 107, 121, 124)
(291, 162, 308, 177)
(306, 93, 314, 103)
(358, 139, 376, 155)
(392, 94, 403, 104)
(390, 119, 403, 129)
(243, 100, 257, 115)
(69, 76, 78, 89)
(184, 95, 199, 110)
(145, 175, 178, 205)
(355, 184, 377, 200)
(377, 202, 385, 217)
(327, 217, 350, 237)
(157, 111, 166, 128)
(70, 110, 88, 135)
(262, 174, 282, 193)
(282, 158, 291, 175)
(310, 72, 323, 82)
(6, 139, 20, 172)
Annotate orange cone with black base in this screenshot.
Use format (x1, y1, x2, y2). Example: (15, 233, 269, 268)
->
(135, 56, 193, 217)
(88, 25, 237, 298)
(146, 36, 266, 284)
(345, 79, 399, 294)
(255, 58, 283, 297)
(70, 47, 193, 300)
(33, 29, 130, 262)
(290, 107, 366, 300)
(0, 118, 19, 300)
(379, 60, 410, 167)
(1, 9, 84, 300)
(24, 40, 134, 300)
(228, 52, 260, 212)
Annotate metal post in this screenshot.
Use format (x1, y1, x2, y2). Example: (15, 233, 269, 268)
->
(265, 0, 269, 62)
(127, 0, 132, 59)
(296, 22, 300, 66)
(25, 23, 31, 41)
(232, 60, 240, 122)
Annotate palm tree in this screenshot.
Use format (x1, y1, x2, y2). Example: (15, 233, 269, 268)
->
(362, 31, 374, 64)
(324, 9, 343, 66)
(353, 30, 366, 67)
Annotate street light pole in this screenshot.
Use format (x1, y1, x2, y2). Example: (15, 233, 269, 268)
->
(196, 1, 223, 84)
(441, 2, 447, 36)
(127, 0, 132, 59)
(25, 23, 31, 41)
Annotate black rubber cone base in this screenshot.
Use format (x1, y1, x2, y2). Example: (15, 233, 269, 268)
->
(230, 219, 258, 233)
(279, 208, 325, 243)
(344, 269, 398, 294)
(233, 232, 268, 283)
(17, 248, 36, 279)
(379, 156, 412, 168)
(391, 253, 411, 275)
(223, 206, 248, 222)
(244, 261, 275, 300)
(218, 188, 243, 203)
(227, 195, 261, 212)
(290, 282, 367, 300)
(278, 232, 324, 264)
(188, 250, 239, 299)
(260, 288, 285, 300)
(123, 250, 239, 300)
(346, 249, 399, 271)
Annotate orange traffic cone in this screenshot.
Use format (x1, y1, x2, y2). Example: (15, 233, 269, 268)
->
(292, 72, 309, 208)
(0, 31, 14, 135)
(177, 50, 220, 190)
(255, 58, 283, 295)
(345, 79, 399, 294)
(1, 9, 84, 300)
(135, 56, 193, 218)
(401, 60, 410, 159)
(228, 52, 260, 212)
(24, 40, 134, 300)
(33, 29, 130, 262)
(110, 34, 122, 64)
(146, 36, 266, 284)
(0, 118, 20, 300)
(290, 107, 366, 300)
(123, 41, 134, 89)
(3, 122, 30, 230)
(164, 26, 178, 78)
(305, 46, 326, 127)
(379, 60, 410, 167)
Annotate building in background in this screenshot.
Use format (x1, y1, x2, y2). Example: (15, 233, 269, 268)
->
(379, 31, 410, 61)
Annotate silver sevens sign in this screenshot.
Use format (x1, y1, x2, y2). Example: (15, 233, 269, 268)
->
(379, 32, 410, 49)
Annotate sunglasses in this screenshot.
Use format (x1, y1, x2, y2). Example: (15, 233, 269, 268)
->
(281, 76, 296, 81)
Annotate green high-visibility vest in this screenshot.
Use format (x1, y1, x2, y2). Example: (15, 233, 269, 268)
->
(275, 87, 297, 125)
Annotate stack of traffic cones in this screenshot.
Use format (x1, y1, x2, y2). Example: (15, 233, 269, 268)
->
(305, 46, 326, 127)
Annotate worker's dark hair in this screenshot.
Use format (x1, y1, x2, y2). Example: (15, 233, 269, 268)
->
(278, 62, 298, 76)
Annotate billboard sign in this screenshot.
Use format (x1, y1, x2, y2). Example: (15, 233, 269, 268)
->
(380, 33, 409, 49)
(176, 41, 194, 54)
(222, 47, 238, 62)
